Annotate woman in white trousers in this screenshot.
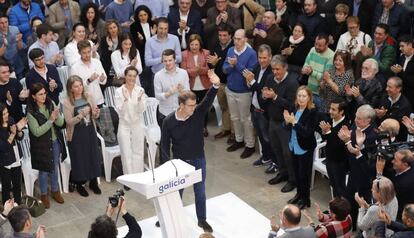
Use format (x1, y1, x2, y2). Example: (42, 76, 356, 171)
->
(114, 66, 146, 175)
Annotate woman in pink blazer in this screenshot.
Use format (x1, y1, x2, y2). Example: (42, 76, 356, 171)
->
(181, 34, 212, 137)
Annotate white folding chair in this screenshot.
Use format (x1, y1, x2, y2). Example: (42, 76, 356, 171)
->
(143, 97, 160, 170)
(212, 96, 222, 127)
(97, 132, 120, 182)
(57, 66, 69, 92)
(104, 86, 117, 108)
(310, 141, 327, 191)
(19, 131, 39, 196)
(59, 130, 71, 193)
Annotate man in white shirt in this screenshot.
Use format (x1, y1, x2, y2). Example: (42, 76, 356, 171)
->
(154, 49, 189, 127)
(70, 40, 107, 107)
(28, 23, 63, 68)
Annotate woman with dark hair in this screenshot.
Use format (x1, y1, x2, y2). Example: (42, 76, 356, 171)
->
(320, 51, 354, 113)
(129, 5, 155, 96)
(63, 75, 101, 197)
(280, 23, 312, 81)
(26, 83, 65, 208)
(110, 33, 142, 82)
(64, 23, 99, 67)
(80, 3, 106, 45)
(0, 103, 26, 204)
(284, 86, 318, 209)
(114, 66, 146, 179)
(99, 19, 122, 87)
(181, 34, 211, 136)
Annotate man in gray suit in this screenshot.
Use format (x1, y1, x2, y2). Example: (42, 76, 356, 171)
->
(268, 204, 315, 238)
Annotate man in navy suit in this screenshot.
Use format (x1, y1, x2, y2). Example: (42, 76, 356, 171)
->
(244, 44, 277, 170)
(168, 0, 203, 50)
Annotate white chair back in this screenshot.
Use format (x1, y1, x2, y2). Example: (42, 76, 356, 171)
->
(104, 86, 117, 108)
(143, 97, 159, 127)
(19, 131, 31, 160)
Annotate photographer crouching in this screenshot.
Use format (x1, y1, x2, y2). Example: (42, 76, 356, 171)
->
(88, 192, 142, 238)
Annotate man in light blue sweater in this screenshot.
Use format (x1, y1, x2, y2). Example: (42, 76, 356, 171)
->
(223, 29, 257, 158)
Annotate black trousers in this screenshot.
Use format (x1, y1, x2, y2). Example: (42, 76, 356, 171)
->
(192, 89, 208, 128)
(326, 158, 348, 198)
(0, 166, 22, 204)
(292, 151, 313, 201)
(269, 121, 296, 184)
(156, 107, 166, 128)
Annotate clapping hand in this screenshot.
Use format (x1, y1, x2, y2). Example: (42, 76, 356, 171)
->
(49, 107, 60, 122)
(391, 64, 403, 74)
(319, 121, 332, 134)
(242, 69, 255, 84)
(378, 208, 392, 225)
(207, 53, 221, 66)
(283, 110, 295, 125)
(270, 215, 280, 232)
(10, 124, 16, 135)
(402, 116, 414, 134)
(15, 33, 22, 42)
(99, 73, 106, 82)
(122, 87, 129, 100)
(354, 192, 369, 209)
(49, 78, 57, 91)
(92, 107, 100, 118)
(16, 117, 27, 131)
(90, 72, 99, 82)
(3, 198, 17, 217)
(301, 66, 312, 75)
(338, 125, 351, 143)
(314, 202, 324, 220)
(6, 90, 12, 103)
(227, 56, 237, 66)
(35, 225, 46, 238)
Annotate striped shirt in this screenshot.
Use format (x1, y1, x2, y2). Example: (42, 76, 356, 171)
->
(304, 47, 334, 95)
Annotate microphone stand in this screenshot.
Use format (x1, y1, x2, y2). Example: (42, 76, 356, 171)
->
(156, 142, 179, 177)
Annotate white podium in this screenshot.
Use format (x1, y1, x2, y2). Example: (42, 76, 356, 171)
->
(117, 159, 202, 238)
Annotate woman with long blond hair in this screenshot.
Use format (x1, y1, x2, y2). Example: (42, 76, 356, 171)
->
(63, 75, 101, 197)
(283, 86, 318, 209)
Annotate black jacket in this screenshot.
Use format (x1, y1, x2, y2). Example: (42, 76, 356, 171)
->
(25, 64, 63, 105)
(0, 117, 23, 167)
(27, 102, 65, 172)
(130, 21, 155, 66)
(396, 55, 414, 107)
(349, 0, 377, 34)
(321, 117, 349, 162)
(249, 64, 273, 110)
(287, 107, 318, 151)
(264, 73, 299, 123)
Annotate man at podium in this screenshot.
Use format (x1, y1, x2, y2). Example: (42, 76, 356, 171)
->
(160, 70, 220, 233)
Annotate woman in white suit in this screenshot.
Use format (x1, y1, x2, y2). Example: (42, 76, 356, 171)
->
(114, 66, 146, 176)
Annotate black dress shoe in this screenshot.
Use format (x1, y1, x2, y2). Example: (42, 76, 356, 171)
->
(268, 174, 287, 185)
(297, 199, 311, 209)
(124, 185, 131, 191)
(281, 182, 296, 193)
(155, 221, 160, 227)
(287, 193, 300, 204)
(226, 141, 244, 152)
(77, 184, 89, 197)
(89, 181, 102, 195)
(240, 147, 255, 159)
(265, 163, 278, 174)
(69, 182, 75, 193)
(198, 220, 213, 233)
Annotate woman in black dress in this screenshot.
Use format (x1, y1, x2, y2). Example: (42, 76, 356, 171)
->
(63, 75, 101, 197)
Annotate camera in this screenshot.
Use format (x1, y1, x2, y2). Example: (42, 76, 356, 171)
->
(375, 132, 414, 161)
(108, 189, 125, 208)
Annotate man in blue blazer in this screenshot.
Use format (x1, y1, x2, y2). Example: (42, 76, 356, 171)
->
(168, 0, 203, 50)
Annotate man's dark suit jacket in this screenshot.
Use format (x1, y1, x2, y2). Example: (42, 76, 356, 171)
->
(168, 7, 203, 46)
(249, 64, 273, 110)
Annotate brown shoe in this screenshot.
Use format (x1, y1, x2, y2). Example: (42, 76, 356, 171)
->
(40, 195, 50, 209)
(214, 130, 231, 139)
(51, 191, 64, 204)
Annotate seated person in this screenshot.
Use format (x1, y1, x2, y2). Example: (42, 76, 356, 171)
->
(7, 205, 46, 238)
(375, 204, 414, 238)
(88, 196, 142, 238)
(268, 204, 315, 238)
(302, 197, 352, 238)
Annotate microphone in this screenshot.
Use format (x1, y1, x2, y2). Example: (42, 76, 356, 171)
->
(145, 141, 156, 183)
(156, 142, 179, 177)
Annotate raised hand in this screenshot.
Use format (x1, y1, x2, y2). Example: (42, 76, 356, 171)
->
(355, 127, 366, 147)
(10, 124, 16, 135)
(208, 69, 220, 86)
(6, 90, 12, 103)
(16, 117, 27, 131)
(19, 89, 29, 99)
(402, 116, 414, 134)
(338, 125, 351, 143)
(242, 69, 255, 84)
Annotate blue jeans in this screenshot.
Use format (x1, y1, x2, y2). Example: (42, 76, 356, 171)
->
(179, 157, 206, 221)
(39, 140, 60, 194)
(251, 110, 274, 160)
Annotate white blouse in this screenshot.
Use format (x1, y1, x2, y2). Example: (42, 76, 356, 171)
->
(111, 49, 143, 78)
(141, 22, 151, 40)
(114, 84, 146, 125)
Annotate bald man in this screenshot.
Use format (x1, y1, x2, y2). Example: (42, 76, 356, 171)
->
(248, 11, 285, 55)
(268, 204, 315, 238)
(223, 29, 258, 158)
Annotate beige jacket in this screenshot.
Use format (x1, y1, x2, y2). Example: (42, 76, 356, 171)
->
(47, 0, 81, 48)
(63, 94, 98, 142)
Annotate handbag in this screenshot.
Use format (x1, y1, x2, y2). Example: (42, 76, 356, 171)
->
(22, 195, 46, 217)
